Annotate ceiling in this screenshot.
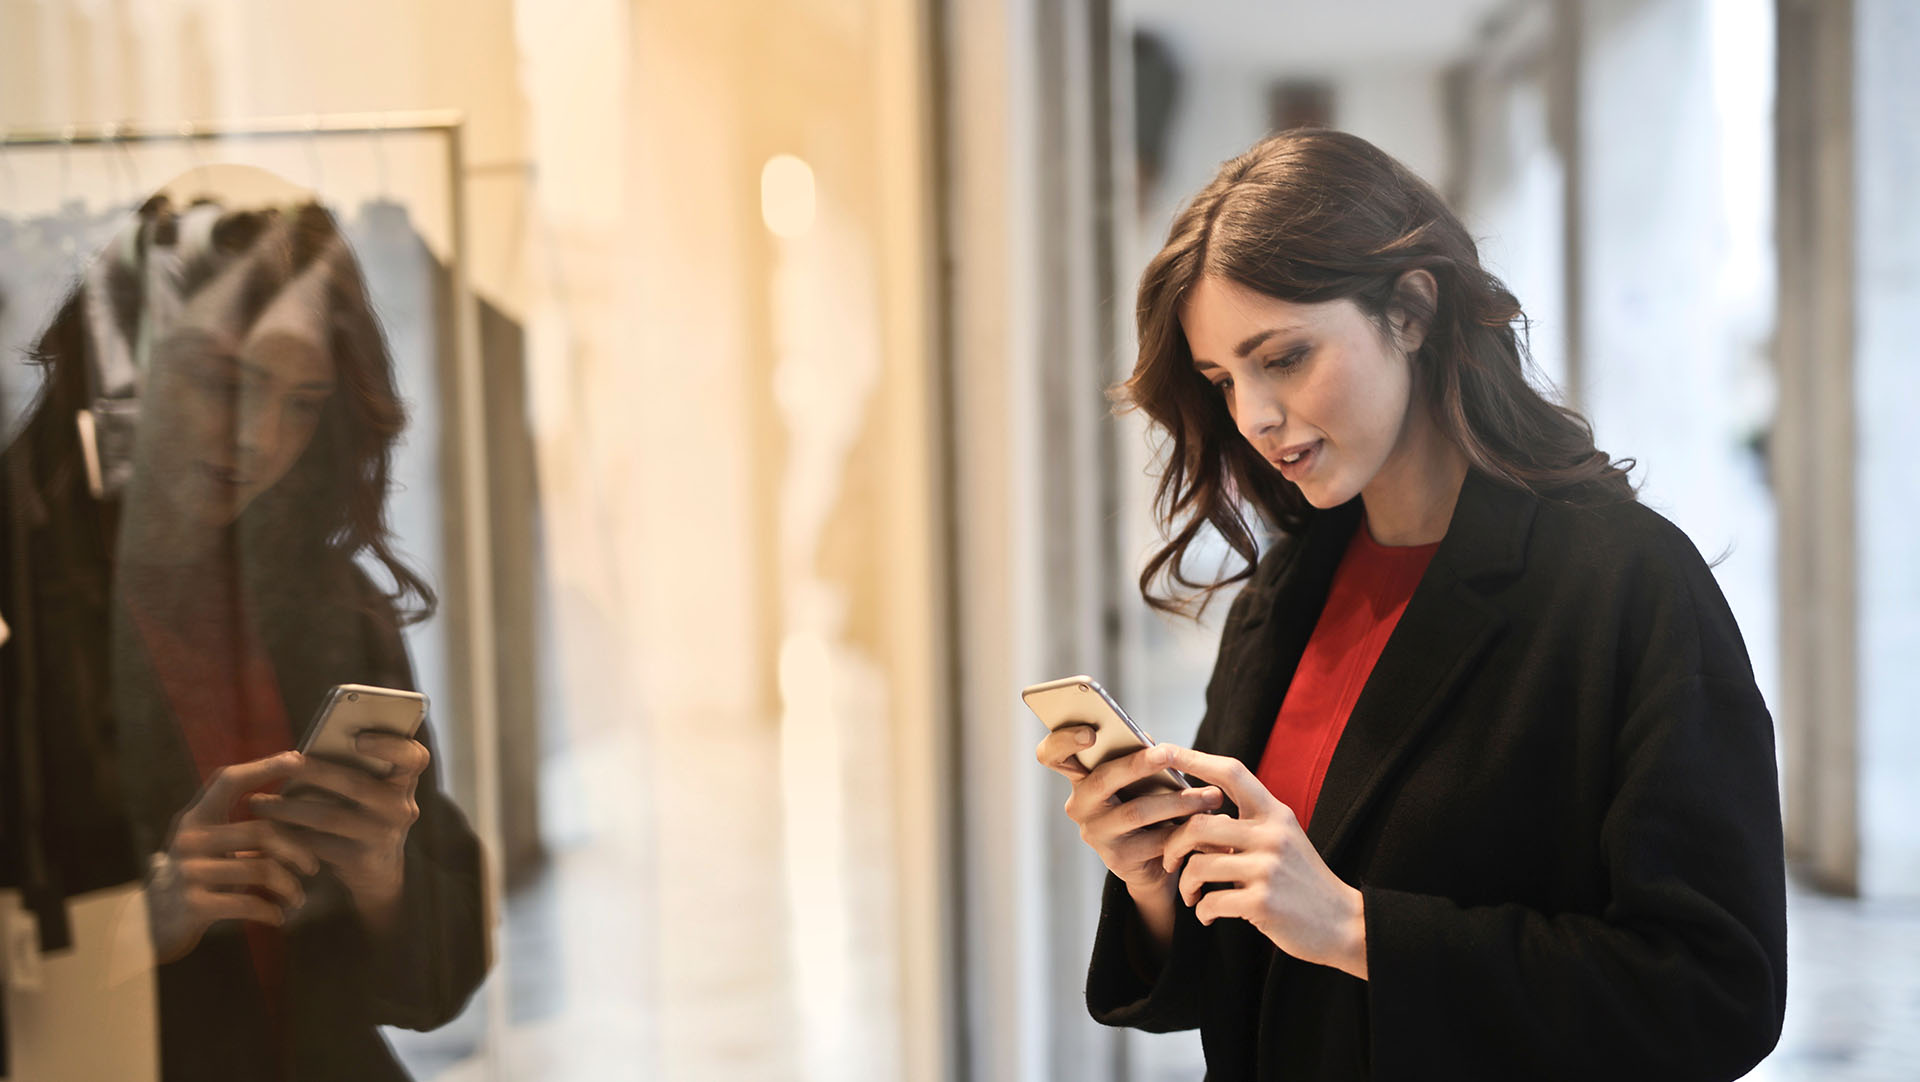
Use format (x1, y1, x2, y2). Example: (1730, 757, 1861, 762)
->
(1125, 0, 1518, 74)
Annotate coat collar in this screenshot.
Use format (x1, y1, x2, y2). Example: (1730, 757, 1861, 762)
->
(1210, 469, 1538, 862)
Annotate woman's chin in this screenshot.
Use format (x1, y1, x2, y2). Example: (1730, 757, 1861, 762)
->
(1294, 478, 1358, 510)
(169, 491, 249, 536)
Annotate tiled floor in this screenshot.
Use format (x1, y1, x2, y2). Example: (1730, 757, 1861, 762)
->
(1747, 877, 1920, 1081)
(1132, 873, 1920, 1082)
(386, 719, 870, 1082)
(388, 743, 1920, 1082)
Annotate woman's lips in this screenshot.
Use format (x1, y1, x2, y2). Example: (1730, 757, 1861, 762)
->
(1273, 441, 1320, 483)
(198, 462, 251, 487)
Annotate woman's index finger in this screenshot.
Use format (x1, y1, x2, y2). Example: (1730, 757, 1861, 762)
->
(187, 751, 304, 826)
(1163, 746, 1270, 812)
(1084, 742, 1183, 805)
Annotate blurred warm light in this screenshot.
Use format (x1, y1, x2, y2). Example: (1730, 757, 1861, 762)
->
(761, 154, 817, 238)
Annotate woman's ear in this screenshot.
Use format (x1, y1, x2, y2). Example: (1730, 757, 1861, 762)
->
(1388, 269, 1438, 354)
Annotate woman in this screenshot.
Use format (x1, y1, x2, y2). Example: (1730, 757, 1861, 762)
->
(1037, 129, 1786, 1080)
(0, 191, 486, 1079)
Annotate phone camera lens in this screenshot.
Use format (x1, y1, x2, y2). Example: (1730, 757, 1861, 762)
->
(347, 693, 360, 702)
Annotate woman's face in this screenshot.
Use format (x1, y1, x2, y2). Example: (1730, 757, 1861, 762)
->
(1179, 275, 1418, 510)
(137, 269, 338, 532)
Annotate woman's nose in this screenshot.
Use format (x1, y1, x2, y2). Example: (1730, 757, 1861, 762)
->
(236, 397, 281, 463)
(1236, 388, 1285, 443)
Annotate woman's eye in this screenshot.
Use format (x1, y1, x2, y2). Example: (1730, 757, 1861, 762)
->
(1211, 379, 1233, 396)
(1266, 349, 1308, 371)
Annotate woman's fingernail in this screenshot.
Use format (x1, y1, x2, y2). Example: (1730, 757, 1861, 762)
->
(1075, 729, 1094, 747)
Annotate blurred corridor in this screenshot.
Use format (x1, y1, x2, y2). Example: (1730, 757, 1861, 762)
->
(2, 0, 1916, 1079)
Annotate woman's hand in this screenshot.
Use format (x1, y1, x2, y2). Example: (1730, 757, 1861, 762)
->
(148, 752, 321, 964)
(247, 732, 430, 936)
(1036, 730, 1226, 962)
(1159, 746, 1369, 980)
(1035, 731, 1225, 892)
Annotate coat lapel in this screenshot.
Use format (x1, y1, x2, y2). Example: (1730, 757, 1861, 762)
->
(1212, 498, 1363, 773)
(1305, 471, 1536, 861)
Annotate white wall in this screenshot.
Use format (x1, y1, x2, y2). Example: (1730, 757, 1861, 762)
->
(1854, 0, 1920, 899)
(1334, 64, 1451, 189)
(1576, 0, 1780, 734)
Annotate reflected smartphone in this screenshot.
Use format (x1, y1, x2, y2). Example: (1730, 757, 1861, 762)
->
(298, 683, 426, 775)
(1022, 675, 1190, 800)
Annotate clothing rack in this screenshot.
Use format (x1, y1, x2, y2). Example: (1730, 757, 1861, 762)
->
(0, 109, 463, 148)
(0, 109, 507, 1069)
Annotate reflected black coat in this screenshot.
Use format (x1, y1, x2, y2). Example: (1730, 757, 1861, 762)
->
(118, 562, 488, 1081)
(1, 352, 487, 1079)
(1086, 471, 1787, 1081)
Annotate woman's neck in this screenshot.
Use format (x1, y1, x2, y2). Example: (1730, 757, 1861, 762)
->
(119, 488, 233, 569)
(1359, 401, 1470, 546)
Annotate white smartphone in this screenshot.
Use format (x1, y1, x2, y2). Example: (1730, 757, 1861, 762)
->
(1022, 675, 1190, 800)
(298, 683, 427, 775)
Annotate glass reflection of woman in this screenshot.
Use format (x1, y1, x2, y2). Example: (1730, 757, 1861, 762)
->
(1, 190, 486, 1080)
(1037, 130, 1786, 1080)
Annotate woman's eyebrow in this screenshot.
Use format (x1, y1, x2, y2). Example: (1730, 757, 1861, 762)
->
(1191, 324, 1309, 370)
(229, 356, 335, 393)
(1233, 325, 1307, 357)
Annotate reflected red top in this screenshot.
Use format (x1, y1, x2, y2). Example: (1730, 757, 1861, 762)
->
(126, 580, 295, 1077)
(125, 594, 294, 784)
(1255, 519, 1438, 833)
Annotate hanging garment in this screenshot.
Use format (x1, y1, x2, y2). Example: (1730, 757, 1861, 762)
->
(78, 199, 239, 499)
(0, 201, 138, 447)
(344, 199, 546, 885)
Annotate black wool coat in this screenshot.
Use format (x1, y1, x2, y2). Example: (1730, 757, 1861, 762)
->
(1086, 470, 1788, 1081)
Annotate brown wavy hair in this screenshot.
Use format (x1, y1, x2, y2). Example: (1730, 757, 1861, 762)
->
(17, 197, 436, 624)
(1122, 128, 1633, 614)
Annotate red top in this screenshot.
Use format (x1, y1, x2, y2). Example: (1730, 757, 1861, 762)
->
(1254, 519, 1439, 832)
